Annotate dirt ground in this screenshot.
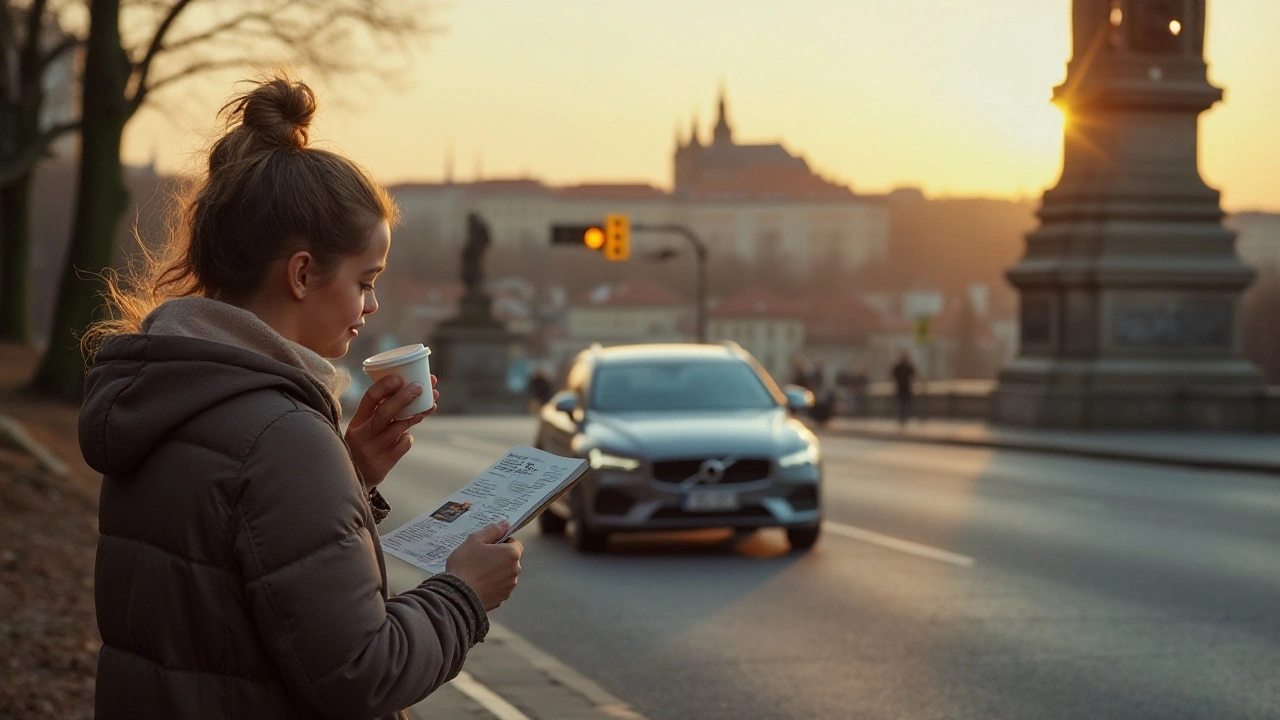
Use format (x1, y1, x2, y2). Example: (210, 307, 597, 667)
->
(0, 344, 99, 719)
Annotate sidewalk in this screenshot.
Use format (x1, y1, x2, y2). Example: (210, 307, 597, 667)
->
(387, 563, 647, 720)
(817, 417, 1280, 476)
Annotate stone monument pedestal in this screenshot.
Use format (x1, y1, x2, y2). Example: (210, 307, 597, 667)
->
(431, 293, 526, 415)
(994, 358, 1267, 431)
(992, 0, 1268, 431)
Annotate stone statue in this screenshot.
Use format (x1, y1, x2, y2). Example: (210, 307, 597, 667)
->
(461, 212, 491, 296)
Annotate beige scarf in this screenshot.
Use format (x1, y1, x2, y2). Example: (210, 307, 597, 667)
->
(142, 296, 351, 412)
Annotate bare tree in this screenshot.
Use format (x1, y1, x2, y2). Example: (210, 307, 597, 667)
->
(0, 0, 81, 343)
(31, 0, 433, 401)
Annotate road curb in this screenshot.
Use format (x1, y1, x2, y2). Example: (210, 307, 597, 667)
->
(818, 425, 1280, 477)
(408, 621, 649, 720)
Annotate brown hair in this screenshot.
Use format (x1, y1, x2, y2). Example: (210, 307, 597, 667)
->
(84, 74, 399, 359)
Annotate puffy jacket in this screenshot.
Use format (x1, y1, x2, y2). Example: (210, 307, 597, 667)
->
(80, 322, 487, 719)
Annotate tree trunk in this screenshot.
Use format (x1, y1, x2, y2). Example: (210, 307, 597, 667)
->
(0, 170, 35, 343)
(29, 0, 129, 402)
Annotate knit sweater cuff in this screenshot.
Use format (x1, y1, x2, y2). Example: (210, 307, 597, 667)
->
(423, 573, 490, 646)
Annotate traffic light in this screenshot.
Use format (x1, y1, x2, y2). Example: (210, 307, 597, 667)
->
(550, 215, 630, 261)
(604, 214, 630, 262)
(550, 224, 604, 248)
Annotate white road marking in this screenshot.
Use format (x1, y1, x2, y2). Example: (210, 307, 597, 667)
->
(823, 521, 976, 567)
(448, 671, 532, 720)
(486, 622, 650, 719)
(446, 433, 518, 457)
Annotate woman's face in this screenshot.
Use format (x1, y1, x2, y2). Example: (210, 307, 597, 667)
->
(297, 220, 391, 359)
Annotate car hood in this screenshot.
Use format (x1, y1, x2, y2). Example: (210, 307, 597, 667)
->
(582, 408, 811, 459)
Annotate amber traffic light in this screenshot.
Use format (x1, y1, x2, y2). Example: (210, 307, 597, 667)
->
(603, 214, 630, 262)
(550, 216, 630, 262)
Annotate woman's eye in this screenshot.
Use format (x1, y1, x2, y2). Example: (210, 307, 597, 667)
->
(360, 283, 375, 293)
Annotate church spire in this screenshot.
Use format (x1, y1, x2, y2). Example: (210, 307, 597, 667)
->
(713, 81, 733, 145)
(689, 113, 701, 147)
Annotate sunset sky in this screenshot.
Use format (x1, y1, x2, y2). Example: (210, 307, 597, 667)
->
(121, 0, 1280, 211)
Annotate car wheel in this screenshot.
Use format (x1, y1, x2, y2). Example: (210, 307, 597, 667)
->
(786, 525, 821, 552)
(571, 488, 609, 554)
(537, 508, 568, 536)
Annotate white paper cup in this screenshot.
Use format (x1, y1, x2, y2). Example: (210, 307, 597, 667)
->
(362, 343, 434, 419)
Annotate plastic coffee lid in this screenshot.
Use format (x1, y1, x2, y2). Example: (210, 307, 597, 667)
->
(362, 343, 430, 372)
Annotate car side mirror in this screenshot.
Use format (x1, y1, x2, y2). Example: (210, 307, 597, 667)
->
(782, 385, 815, 413)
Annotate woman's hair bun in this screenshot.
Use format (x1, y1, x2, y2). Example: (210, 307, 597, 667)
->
(228, 77, 316, 150)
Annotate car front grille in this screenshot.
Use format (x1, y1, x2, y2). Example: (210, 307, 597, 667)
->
(652, 458, 772, 485)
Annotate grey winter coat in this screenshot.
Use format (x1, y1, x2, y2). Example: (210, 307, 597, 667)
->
(80, 322, 487, 719)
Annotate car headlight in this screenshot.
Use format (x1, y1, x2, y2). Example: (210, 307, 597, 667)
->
(778, 443, 820, 468)
(588, 448, 642, 472)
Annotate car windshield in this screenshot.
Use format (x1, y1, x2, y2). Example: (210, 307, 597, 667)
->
(589, 359, 778, 412)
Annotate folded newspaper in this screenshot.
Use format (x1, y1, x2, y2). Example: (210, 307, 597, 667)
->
(381, 446, 589, 574)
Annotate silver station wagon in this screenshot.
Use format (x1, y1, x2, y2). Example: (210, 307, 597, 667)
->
(534, 343, 823, 553)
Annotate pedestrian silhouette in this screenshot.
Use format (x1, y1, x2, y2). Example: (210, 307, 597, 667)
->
(891, 352, 917, 427)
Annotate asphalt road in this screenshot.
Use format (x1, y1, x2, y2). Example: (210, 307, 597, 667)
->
(380, 416, 1280, 720)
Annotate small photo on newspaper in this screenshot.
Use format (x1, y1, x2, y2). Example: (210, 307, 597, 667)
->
(381, 446, 589, 575)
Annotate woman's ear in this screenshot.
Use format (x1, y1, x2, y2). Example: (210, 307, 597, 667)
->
(286, 251, 314, 300)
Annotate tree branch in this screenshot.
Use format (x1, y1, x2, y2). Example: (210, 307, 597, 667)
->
(0, 1, 17, 107)
(19, 0, 51, 79)
(136, 57, 254, 101)
(124, 0, 433, 115)
(0, 119, 79, 184)
(156, 6, 287, 55)
(37, 33, 81, 74)
(129, 0, 196, 107)
(23, 0, 50, 51)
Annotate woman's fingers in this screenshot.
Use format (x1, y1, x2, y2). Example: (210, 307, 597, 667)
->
(349, 375, 403, 427)
(371, 382, 426, 431)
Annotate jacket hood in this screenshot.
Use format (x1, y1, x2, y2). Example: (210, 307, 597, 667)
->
(79, 332, 339, 477)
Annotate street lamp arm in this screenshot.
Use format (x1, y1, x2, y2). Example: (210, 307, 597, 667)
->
(633, 223, 707, 257)
(631, 223, 709, 344)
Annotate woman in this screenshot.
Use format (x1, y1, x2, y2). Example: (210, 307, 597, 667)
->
(78, 76, 521, 719)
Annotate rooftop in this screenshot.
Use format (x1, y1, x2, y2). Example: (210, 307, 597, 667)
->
(557, 183, 669, 201)
(575, 281, 684, 308)
(711, 289, 808, 319)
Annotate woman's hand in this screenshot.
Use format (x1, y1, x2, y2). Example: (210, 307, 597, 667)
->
(345, 374, 439, 489)
(446, 522, 523, 611)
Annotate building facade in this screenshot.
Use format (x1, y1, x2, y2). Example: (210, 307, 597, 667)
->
(708, 289, 807, 381)
(390, 90, 889, 276)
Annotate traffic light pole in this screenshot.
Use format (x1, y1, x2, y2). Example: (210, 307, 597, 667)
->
(632, 223, 708, 343)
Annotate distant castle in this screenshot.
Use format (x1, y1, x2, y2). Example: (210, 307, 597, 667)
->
(391, 84, 888, 279)
(673, 87, 853, 201)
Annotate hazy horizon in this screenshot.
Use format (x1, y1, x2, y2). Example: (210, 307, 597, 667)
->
(120, 0, 1280, 212)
